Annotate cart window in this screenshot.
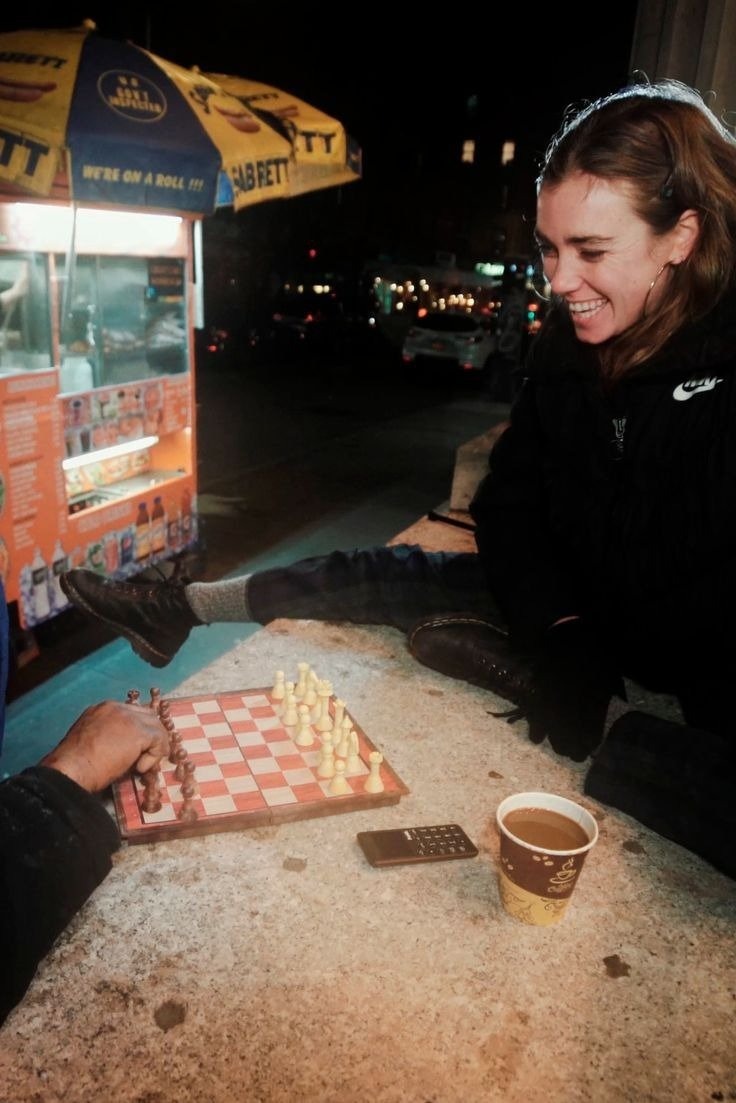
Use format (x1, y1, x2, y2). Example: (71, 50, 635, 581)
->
(56, 254, 189, 390)
(0, 253, 52, 375)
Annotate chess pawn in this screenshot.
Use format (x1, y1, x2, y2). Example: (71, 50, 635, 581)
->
(345, 730, 362, 776)
(328, 759, 351, 796)
(181, 758, 197, 793)
(167, 727, 182, 765)
(294, 704, 314, 747)
(282, 691, 299, 727)
(364, 750, 385, 793)
(178, 781, 198, 823)
(126, 688, 140, 704)
(316, 733, 335, 779)
(173, 747, 189, 781)
(271, 670, 286, 703)
(140, 768, 162, 813)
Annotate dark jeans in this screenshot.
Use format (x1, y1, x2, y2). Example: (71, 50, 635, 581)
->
(247, 545, 504, 634)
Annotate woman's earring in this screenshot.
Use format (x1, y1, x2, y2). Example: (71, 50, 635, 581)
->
(531, 267, 551, 303)
(648, 262, 669, 292)
(642, 262, 670, 317)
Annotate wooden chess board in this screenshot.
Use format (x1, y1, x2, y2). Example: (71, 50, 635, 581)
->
(113, 686, 409, 844)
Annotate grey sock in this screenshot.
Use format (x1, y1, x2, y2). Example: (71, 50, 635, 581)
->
(185, 575, 253, 624)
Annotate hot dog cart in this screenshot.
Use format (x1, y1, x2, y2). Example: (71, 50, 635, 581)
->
(0, 199, 198, 629)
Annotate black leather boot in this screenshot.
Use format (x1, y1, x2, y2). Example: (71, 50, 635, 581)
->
(60, 569, 204, 668)
(407, 613, 534, 710)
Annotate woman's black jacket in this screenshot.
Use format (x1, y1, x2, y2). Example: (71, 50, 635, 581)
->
(470, 291, 736, 682)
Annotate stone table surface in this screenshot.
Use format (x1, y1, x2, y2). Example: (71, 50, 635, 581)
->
(0, 617, 734, 1103)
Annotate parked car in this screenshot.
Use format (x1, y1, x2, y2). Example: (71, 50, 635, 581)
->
(265, 288, 348, 353)
(401, 311, 496, 373)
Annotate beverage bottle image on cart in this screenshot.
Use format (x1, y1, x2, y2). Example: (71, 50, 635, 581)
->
(150, 496, 166, 557)
(51, 539, 70, 611)
(180, 487, 192, 547)
(134, 501, 151, 564)
(31, 548, 50, 622)
(166, 497, 180, 551)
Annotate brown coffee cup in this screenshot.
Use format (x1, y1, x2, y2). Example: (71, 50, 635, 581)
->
(496, 791, 598, 926)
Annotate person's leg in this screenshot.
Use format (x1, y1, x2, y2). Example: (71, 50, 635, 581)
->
(239, 546, 496, 632)
(674, 677, 732, 739)
(584, 709, 736, 879)
(61, 545, 498, 668)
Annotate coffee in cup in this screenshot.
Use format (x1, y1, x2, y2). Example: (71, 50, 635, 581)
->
(496, 791, 599, 926)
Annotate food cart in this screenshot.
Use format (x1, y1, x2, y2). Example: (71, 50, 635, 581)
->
(0, 199, 198, 629)
(0, 20, 360, 643)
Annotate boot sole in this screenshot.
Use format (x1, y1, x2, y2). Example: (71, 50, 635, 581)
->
(59, 574, 172, 669)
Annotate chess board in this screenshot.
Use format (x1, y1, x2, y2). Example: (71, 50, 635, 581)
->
(113, 687, 409, 844)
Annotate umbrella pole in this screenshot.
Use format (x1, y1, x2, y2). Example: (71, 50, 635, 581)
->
(59, 203, 79, 354)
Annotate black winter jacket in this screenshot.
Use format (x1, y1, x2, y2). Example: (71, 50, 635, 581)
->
(470, 290, 736, 682)
(0, 767, 119, 1026)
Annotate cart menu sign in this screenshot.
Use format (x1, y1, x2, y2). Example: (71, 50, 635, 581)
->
(0, 370, 67, 621)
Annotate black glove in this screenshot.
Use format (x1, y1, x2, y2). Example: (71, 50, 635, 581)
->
(525, 619, 626, 761)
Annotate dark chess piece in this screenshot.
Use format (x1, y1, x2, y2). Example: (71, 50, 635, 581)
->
(173, 746, 189, 782)
(178, 781, 198, 822)
(140, 768, 162, 814)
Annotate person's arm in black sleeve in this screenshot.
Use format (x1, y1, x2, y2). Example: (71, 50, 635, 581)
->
(469, 368, 579, 649)
(0, 766, 119, 1025)
(0, 699, 168, 1027)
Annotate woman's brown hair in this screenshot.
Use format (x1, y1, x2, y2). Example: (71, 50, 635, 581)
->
(537, 78, 736, 381)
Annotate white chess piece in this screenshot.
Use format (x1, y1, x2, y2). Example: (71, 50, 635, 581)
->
(364, 750, 384, 793)
(315, 680, 333, 732)
(294, 704, 314, 747)
(336, 722, 351, 759)
(317, 733, 335, 779)
(304, 674, 318, 713)
(295, 661, 310, 700)
(271, 670, 286, 702)
(332, 698, 345, 733)
(328, 759, 351, 796)
(345, 730, 362, 776)
(282, 691, 299, 727)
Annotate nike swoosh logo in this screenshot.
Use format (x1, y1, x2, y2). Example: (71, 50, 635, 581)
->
(673, 376, 723, 401)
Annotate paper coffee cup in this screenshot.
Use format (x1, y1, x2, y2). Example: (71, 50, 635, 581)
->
(496, 791, 598, 926)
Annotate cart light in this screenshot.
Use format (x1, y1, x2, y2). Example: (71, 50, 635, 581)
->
(62, 435, 160, 471)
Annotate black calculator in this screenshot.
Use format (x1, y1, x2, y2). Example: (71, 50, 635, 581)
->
(356, 824, 479, 867)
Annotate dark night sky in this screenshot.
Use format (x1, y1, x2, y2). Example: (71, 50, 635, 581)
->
(0, 7, 643, 264)
(0, 7, 642, 171)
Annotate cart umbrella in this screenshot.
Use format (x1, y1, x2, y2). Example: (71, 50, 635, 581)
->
(199, 72, 362, 207)
(0, 21, 358, 216)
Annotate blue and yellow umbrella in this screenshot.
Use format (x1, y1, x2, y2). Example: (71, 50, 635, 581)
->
(0, 21, 360, 216)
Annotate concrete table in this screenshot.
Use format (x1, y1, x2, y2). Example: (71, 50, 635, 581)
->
(0, 617, 733, 1103)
